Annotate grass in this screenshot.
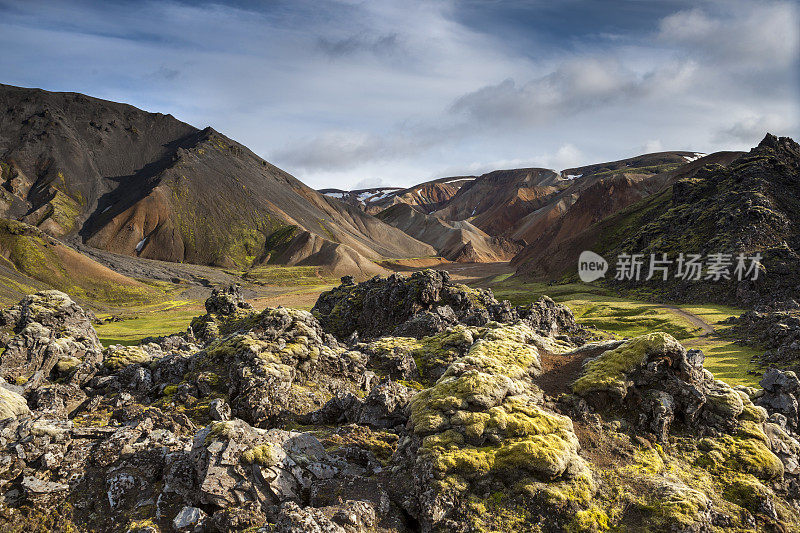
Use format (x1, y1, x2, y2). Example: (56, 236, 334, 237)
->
(94, 302, 200, 346)
(94, 265, 339, 345)
(242, 265, 337, 286)
(490, 280, 699, 340)
(691, 339, 761, 387)
(487, 277, 760, 387)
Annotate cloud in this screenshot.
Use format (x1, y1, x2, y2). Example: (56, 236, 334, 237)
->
(447, 56, 698, 129)
(0, 0, 797, 190)
(316, 33, 401, 58)
(658, 1, 800, 68)
(428, 143, 585, 177)
(714, 113, 798, 144)
(148, 66, 180, 80)
(272, 131, 390, 172)
(352, 176, 392, 189)
(642, 139, 664, 153)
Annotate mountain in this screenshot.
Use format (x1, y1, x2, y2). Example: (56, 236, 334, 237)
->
(375, 203, 521, 262)
(427, 153, 708, 242)
(318, 186, 402, 212)
(430, 168, 561, 235)
(0, 217, 159, 305)
(515, 134, 800, 307)
(0, 84, 435, 274)
(321, 176, 473, 215)
(511, 151, 744, 266)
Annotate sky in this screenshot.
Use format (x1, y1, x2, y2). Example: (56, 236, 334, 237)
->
(0, 0, 798, 189)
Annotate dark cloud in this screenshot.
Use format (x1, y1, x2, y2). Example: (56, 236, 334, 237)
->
(148, 66, 180, 80)
(316, 33, 400, 58)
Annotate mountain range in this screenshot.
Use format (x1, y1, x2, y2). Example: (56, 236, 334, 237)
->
(2, 83, 798, 308)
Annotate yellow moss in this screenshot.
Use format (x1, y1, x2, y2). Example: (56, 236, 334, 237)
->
(572, 333, 683, 397)
(205, 421, 237, 443)
(242, 444, 278, 466)
(643, 481, 711, 529)
(723, 475, 770, 514)
(568, 505, 610, 532)
(104, 345, 152, 370)
(622, 444, 667, 476)
(529, 470, 595, 507)
(55, 356, 81, 374)
(369, 325, 477, 384)
(739, 401, 768, 423)
(697, 435, 783, 480)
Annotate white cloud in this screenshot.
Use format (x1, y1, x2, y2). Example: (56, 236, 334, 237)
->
(0, 0, 797, 189)
(714, 113, 798, 144)
(642, 140, 664, 153)
(658, 1, 800, 68)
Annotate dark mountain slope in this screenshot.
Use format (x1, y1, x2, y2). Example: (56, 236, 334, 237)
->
(0, 84, 434, 271)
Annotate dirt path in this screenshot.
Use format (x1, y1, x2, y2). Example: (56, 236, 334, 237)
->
(426, 261, 515, 283)
(537, 349, 590, 396)
(660, 305, 715, 336)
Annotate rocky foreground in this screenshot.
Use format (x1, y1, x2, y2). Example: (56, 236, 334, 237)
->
(0, 270, 799, 531)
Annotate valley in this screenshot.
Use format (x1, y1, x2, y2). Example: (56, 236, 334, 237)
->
(1, 82, 799, 532)
(85, 258, 763, 388)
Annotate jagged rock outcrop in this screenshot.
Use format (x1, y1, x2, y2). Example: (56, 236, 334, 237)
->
(2, 279, 800, 531)
(312, 269, 581, 341)
(0, 290, 102, 388)
(756, 369, 800, 431)
(572, 333, 768, 440)
(727, 310, 800, 373)
(204, 284, 253, 316)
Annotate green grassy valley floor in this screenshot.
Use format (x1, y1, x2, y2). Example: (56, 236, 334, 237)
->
(486, 275, 761, 387)
(88, 262, 761, 387)
(93, 265, 339, 346)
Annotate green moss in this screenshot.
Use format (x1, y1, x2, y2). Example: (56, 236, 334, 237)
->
(72, 408, 112, 427)
(572, 332, 683, 397)
(704, 382, 744, 418)
(462, 494, 531, 533)
(697, 435, 783, 480)
(723, 475, 770, 514)
(104, 345, 153, 370)
(43, 189, 82, 234)
(322, 429, 399, 464)
(641, 481, 711, 530)
(0, 218, 163, 306)
(567, 505, 610, 532)
(242, 444, 278, 466)
(125, 518, 159, 533)
(419, 400, 581, 481)
(526, 470, 595, 507)
(205, 421, 237, 443)
(54, 356, 81, 374)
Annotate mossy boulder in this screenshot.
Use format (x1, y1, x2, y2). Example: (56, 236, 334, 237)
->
(0, 290, 103, 388)
(572, 332, 684, 398)
(404, 319, 588, 530)
(0, 386, 30, 419)
(698, 435, 784, 480)
(104, 345, 155, 371)
(313, 269, 577, 341)
(642, 480, 713, 531)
